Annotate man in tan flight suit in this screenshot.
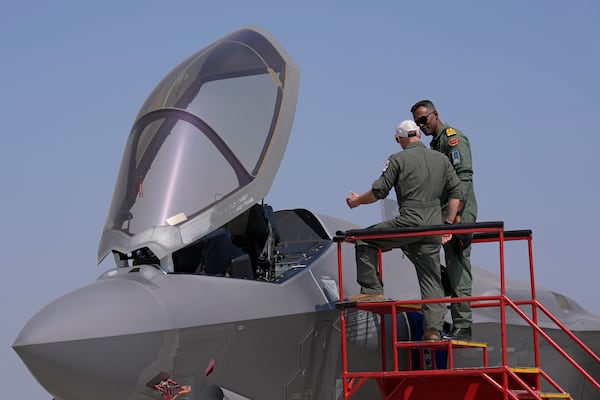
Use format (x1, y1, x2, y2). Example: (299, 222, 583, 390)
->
(346, 120, 463, 340)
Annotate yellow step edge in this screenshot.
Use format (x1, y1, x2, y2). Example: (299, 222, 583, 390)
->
(512, 388, 570, 399)
(449, 339, 487, 348)
(400, 303, 422, 310)
(538, 393, 570, 399)
(509, 367, 540, 374)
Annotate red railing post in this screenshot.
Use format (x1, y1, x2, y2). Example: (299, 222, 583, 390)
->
(527, 234, 542, 389)
(336, 241, 350, 397)
(498, 229, 509, 374)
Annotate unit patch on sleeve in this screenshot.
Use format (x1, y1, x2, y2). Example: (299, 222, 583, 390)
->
(445, 127, 456, 136)
(449, 137, 460, 147)
(451, 150, 461, 165)
(382, 159, 390, 172)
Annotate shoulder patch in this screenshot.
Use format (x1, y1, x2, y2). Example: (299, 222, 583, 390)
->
(450, 150, 461, 165)
(382, 159, 390, 172)
(445, 127, 456, 136)
(448, 137, 460, 147)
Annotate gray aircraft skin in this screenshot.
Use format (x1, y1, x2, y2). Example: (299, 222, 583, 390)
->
(13, 27, 600, 400)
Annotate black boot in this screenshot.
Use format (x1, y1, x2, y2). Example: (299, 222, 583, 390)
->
(442, 327, 472, 340)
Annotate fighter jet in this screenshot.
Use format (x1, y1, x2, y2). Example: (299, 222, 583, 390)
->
(13, 26, 600, 400)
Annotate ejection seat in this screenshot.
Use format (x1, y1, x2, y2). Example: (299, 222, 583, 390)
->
(226, 203, 280, 279)
(172, 228, 249, 277)
(172, 203, 279, 279)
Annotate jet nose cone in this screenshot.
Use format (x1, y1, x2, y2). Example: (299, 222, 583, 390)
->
(13, 271, 174, 400)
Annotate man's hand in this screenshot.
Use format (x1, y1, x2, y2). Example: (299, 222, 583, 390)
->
(442, 233, 453, 244)
(450, 214, 472, 250)
(347, 189, 378, 209)
(454, 233, 473, 251)
(346, 191, 360, 209)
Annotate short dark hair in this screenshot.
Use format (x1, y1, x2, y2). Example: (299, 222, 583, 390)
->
(410, 99, 436, 113)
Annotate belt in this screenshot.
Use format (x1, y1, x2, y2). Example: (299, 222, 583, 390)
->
(400, 199, 440, 208)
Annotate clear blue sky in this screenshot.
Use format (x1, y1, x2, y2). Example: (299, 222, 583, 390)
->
(2, 1, 599, 398)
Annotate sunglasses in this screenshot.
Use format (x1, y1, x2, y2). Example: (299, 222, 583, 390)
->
(415, 111, 436, 126)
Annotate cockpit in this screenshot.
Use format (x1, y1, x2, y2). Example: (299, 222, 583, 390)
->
(97, 27, 304, 276)
(114, 206, 332, 283)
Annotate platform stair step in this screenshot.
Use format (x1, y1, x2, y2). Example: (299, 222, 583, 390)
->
(512, 389, 570, 399)
(395, 339, 487, 349)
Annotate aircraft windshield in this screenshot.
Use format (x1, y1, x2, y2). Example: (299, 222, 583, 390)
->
(109, 70, 278, 235)
(98, 28, 300, 262)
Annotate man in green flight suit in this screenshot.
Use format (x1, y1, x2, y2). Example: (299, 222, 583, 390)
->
(346, 120, 463, 340)
(411, 99, 478, 341)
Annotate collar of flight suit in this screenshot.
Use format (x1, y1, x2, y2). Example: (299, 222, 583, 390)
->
(405, 141, 426, 150)
(430, 122, 450, 148)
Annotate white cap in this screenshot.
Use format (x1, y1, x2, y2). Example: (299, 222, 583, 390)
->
(395, 120, 419, 139)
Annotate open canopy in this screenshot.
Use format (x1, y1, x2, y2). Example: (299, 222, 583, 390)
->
(98, 27, 300, 263)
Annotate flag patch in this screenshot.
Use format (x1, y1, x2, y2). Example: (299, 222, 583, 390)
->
(449, 137, 460, 146)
